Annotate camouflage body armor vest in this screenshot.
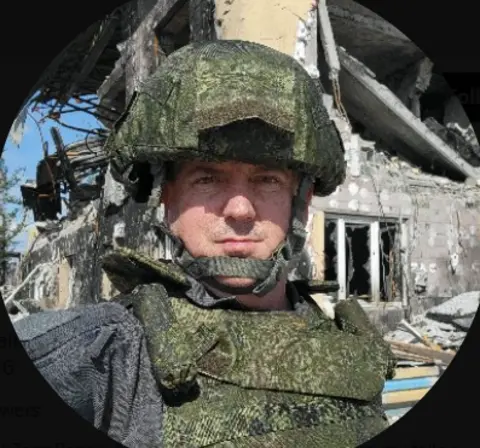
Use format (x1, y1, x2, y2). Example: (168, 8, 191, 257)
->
(104, 249, 395, 448)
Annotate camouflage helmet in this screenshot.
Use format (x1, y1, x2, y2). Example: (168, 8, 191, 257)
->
(105, 40, 346, 297)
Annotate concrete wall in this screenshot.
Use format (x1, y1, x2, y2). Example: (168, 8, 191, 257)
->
(307, 141, 480, 315)
(16, 193, 166, 309)
(19, 205, 98, 309)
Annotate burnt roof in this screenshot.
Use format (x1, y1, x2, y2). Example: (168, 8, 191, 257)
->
(29, 5, 131, 107)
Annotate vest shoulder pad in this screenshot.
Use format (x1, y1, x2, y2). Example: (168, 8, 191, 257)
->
(101, 247, 190, 295)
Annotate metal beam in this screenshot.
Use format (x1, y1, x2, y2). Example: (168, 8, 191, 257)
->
(189, 0, 216, 41)
(129, 0, 187, 46)
(370, 221, 380, 303)
(50, 128, 78, 191)
(66, 13, 120, 100)
(337, 218, 346, 300)
(98, 0, 189, 105)
(97, 52, 127, 100)
(123, 0, 187, 100)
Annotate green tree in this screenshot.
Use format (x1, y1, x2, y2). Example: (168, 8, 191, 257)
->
(0, 158, 28, 284)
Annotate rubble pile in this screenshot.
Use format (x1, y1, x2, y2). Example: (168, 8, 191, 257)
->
(424, 117, 480, 167)
(385, 291, 479, 361)
(380, 292, 478, 424)
(0, 285, 14, 300)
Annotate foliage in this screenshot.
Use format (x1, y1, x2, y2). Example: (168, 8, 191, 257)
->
(0, 158, 28, 260)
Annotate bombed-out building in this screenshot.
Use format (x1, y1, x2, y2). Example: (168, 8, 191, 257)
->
(6, 0, 480, 340)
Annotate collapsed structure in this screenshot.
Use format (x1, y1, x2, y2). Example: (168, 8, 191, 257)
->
(3, 0, 480, 422)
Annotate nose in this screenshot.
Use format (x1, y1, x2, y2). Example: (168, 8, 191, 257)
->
(222, 188, 256, 221)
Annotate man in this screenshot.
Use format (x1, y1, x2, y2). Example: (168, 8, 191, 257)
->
(14, 40, 395, 447)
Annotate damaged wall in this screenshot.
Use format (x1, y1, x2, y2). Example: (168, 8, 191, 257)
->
(16, 165, 168, 308)
(17, 204, 98, 309)
(308, 141, 480, 316)
(11, 198, 167, 310)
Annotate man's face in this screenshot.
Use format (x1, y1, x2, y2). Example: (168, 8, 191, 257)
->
(162, 160, 298, 290)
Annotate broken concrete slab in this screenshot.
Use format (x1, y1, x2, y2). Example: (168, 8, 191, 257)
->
(328, 0, 422, 79)
(425, 291, 480, 330)
(4, 262, 57, 312)
(7, 297, 44, 323)
(412, 317, 467, 350)
(386, 291, 478, 350)
(387, 320, 466, 350)
(9, 308, 29, 324)
(337, 47, 480, 181)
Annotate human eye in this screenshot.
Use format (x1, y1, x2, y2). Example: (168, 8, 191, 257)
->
(194, 175, 216, 184)
(254, 175, 282, 185)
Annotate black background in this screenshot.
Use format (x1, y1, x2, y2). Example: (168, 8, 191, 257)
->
(0, 1, 478, 446)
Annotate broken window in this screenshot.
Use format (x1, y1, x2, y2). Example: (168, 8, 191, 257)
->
(324, 216, 403, 303)
(324, 220, 337, 282)
(380, 222, 402, 301)
(346, 223, 370, 298)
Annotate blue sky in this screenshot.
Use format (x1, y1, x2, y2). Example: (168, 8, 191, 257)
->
(2, 94, 104, 252)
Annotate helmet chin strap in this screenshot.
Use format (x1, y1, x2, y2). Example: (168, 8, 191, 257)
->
(156, 175, 313, 297)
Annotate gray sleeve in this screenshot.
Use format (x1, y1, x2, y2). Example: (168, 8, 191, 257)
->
(14, 302, 164, 448)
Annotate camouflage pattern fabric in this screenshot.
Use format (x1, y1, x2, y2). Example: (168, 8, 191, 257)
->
(335, 299, 397, 379)
(114, 253, 395, 448)
(101, 246, 190, 293)
(105, 40, 345, 197)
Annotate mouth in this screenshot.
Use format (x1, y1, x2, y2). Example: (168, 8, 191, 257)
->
(217, 239, 262, 255)
(219, 238, 260, 243)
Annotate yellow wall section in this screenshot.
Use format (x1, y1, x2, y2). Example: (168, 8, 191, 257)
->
(382, 388, 430, 405)
(215, 0, 313, 56)
(57, 258, 71, 309)
(393, 366, 440, 379)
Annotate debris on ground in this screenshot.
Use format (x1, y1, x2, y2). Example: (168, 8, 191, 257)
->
(385, 291, 479, 362)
